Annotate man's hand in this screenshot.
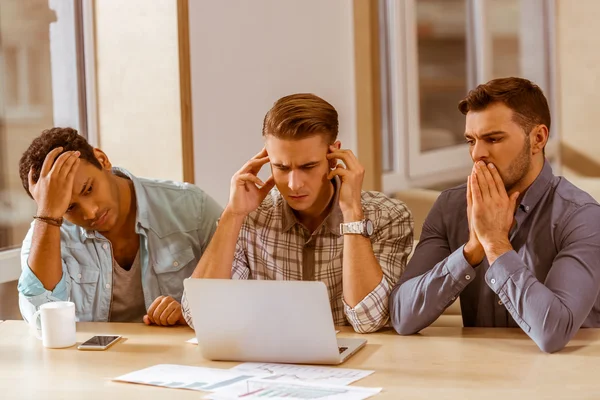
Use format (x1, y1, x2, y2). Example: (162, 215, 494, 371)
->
(327, 146, 365, 221)
(463, 168, 485, 266)
(471, 161, 519, 263)
(28, 147, 81, 219)
(225, 148, 275, 218)
(143, 296, 187, 326)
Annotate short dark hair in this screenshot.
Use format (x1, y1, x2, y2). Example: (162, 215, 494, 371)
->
(458, 77, 551, 134)
(262, 93, 339, 143)
(19, 127, 102, 199)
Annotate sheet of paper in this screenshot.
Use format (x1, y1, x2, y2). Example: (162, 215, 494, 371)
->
(230, 363, 374, 386)
(113, 364, 262, 392)
(205, 379, 381, 400)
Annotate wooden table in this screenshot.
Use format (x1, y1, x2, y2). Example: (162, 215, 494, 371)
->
(1, 321, 599, 399)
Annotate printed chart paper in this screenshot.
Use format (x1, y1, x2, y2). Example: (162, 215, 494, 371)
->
(113, 364, 261, 392)
(231, 363, 374, 386)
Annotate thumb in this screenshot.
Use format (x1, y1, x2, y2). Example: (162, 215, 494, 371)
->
(259, 175, 276, 197)
(510, 192, 520, 211)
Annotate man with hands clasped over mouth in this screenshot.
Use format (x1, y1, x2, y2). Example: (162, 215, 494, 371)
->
(389, 77, 600, 353)
(184, 93, 413, 333)
(17, 128, 222, 326)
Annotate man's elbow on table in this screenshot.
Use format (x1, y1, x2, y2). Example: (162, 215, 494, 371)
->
(391, 316, 424, 336)
(389, 303, 424, 336)
(535, 331, 571, 354)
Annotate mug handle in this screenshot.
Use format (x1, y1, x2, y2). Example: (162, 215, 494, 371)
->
(29, 309, 43, 340)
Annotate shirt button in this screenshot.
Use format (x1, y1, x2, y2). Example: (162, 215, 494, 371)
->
(77, 273, 82, 279)
(465, 275, 471, 280)
(525, 206, 530, 211)
(498, 300, 503, 305)
(173, 261, 179, 267)
(105, 283, 110, 289)
(491, 278, 496, 284)
(451, 296, 456, 301)
(102, 243, 109, 250)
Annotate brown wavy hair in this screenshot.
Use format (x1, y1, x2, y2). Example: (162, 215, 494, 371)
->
(458, 77, 551, 134)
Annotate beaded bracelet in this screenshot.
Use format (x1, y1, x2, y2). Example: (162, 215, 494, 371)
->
(33, 215, 63, 227)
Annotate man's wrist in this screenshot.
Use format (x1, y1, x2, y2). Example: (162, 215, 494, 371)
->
(463, 241, 485, 266)
(481, 237, 513, 264)
(36, 207, 65, 220)
(342, 205, 364, 222)
(222, 206, 249, 222)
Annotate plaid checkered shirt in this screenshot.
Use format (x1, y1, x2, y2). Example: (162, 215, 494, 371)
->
(183, 178, 413, 333)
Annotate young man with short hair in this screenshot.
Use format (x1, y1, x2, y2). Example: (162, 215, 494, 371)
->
(18, 128, 222, 325)
(184, 93, 413, 333)
(389, 77, 600, 353)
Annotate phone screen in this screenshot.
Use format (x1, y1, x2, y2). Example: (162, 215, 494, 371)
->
(80, 335, 120, 347)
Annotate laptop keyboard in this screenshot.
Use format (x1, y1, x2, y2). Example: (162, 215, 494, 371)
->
(338, 346, 348, 354)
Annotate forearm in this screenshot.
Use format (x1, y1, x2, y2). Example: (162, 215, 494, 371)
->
(390, 246, 475, 335)
(485, 250, 592, 353)
(191, 209, 244, 279)
(27, 220, 63, 291)
(342, 235, 383, 307)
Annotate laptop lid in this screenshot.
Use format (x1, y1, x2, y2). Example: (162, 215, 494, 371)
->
(183, 279, 343, 364)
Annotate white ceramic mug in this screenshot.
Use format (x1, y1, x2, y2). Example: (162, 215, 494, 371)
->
(29, 301, 77, 348)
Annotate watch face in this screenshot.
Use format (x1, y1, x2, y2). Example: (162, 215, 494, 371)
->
(365, 219, 374, 236)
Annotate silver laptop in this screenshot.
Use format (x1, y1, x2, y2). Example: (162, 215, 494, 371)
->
(183, 279, 366, 365)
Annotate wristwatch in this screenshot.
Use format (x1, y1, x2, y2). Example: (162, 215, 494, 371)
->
(340, 219, 374, 237)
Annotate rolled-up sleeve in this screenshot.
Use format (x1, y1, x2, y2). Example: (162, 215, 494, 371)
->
(344, 202, 413, 333)
(485, 204, 600, 353)
(17, 224, 70, 322)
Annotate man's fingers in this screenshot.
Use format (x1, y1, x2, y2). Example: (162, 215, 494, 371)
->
(478, 161, 500, 199)
(474, 162, 492, 198)
(327, 165, 349, 181)
(509, 191, 520, 211)
(146, 296, 165, 324)
(65, 159, 81, 183)
(487, 163, 506, 195)
(471, 173, 483, 202)
(143, 315, 152, 325)
(250, 147, 268, 160)
(237, 173, 264, 188)
(466, 175, 473, 209)
(164, 303, 182, 325)
(59, 151, 81, 178)
(49, 151, 75, 176)
(40, 147, 64, 177)
(259, 175, 276, 197)
(243, 156, 270, 174)
(327, 148, 360, 171)
(28, 168, 35, 191)
(152, 297, 172, 325)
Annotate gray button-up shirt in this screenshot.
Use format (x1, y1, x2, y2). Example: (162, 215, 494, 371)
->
(390, 161, 600, 353)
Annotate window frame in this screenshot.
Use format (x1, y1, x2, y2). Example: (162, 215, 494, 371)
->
(0, 0, 92, 283)
(380, 0, 558, 193)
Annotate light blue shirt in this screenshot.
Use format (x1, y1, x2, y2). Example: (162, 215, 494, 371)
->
(18, 168, 222, 322)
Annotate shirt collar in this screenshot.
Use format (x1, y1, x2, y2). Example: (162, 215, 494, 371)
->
(518, 160, 554, 213)
(79, 167, 146, 240)
(281, 176, 343, 236)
